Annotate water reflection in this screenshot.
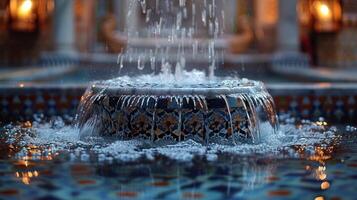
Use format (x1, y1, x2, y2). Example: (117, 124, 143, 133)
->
(11, 144, 56, 185)
(15, 170, 39, 185)
(302, 135, 340, 199)
(0, 119, 355, 199)
(2, 140, 347, 199)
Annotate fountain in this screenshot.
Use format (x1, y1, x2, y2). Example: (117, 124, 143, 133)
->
(76, 0, 279, 144)
(2, 2, 356, 199)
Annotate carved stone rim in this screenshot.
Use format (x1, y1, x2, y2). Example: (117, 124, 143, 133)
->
(90, 80, 266, 96)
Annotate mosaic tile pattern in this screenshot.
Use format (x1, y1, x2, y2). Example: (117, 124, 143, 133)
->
(271, 85, 357, 123)
(1, 85, 357, 124)
(0, 133, 356, 200)
(78, 93, 256, 143)
(0, 87, 84, 122)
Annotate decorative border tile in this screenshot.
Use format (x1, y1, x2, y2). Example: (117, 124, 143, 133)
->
(1, 84, 357, 124)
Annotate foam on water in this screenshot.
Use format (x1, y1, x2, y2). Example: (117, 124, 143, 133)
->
(96, 70, 252, 89)
(77, 73, 278, 143)
(105, 70, 214, 87)
(1, 116, 339, 163)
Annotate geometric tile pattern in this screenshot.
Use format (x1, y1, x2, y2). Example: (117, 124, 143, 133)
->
(1, 86, 357, 124)
(77, 94, 254, 143)
(274, 95, 357, 124)
(0, 87, 84, 122)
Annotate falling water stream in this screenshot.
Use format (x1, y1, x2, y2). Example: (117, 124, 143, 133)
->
(119, 0, 224, 79)
(0, 0, 344, 164)
(75, 0, 282, 145)
(1, 2, 356, 199)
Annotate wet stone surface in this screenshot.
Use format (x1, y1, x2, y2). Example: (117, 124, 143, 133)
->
(77, 79, 278, 144)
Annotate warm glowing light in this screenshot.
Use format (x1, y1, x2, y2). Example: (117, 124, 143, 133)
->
(314, 164, 328, 182)
(321, 181, 330, 190)
(22, 176, 30, 185)
(23, 160, 29, 167)
(309, 147, 333, 162)
(315, 196, 324, 200)
(318, 166, 326, 171)
(319, 173, 327, 180)
(317, 83, 332, 88)
(24, 121, 32, 128)
(9, 0, 54, 32)
(317, 3, 332, 21)
(18, 0, 33, 18)
(15, 171, 40, 185)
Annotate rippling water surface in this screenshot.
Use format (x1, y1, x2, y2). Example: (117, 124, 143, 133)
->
(0, 116, 356, 200)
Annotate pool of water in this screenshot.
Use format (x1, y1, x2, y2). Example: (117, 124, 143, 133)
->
(0, 117, 356, 200)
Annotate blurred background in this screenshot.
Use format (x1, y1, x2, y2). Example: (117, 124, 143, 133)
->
(0, 0, 356, 85)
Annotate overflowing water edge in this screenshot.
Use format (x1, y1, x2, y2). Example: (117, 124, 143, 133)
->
(0, 115, 344, 163)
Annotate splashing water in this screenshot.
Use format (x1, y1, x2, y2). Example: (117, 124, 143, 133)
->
(1, 116, 340, 163)
(75, 1, 282, 143)
(121, 0, 225, 79)
(76, 73, 279, 144)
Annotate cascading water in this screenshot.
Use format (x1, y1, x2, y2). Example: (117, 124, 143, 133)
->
(77, 75, 279, 144)
(2, 2, 355, 199)
(120, 0, 224, 78)
(76, 0, 279, 144)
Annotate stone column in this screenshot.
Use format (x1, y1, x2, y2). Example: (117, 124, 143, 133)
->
(53, 0, 75, 54)
(114, 0, 127, 32)
(255, 0, 279, 52)
(278, 0, 299, 50)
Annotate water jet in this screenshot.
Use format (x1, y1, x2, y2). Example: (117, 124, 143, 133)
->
(76, 0, 279, 144)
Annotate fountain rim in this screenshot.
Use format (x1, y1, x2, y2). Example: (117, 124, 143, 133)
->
(90, 80, 267, 96)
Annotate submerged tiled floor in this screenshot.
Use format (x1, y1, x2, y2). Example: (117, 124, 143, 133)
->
(0, 127, 356, 200)
(0, 83, 357, 200)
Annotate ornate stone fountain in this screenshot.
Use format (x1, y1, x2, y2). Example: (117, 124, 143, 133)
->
(76, 0, 279, 144)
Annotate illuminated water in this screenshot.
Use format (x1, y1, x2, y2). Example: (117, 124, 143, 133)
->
(75, 0, 279, 142)
(76, 73, 279, 144)
(1, 1, 356, 199)
(121, 0, 225, 78)
(0, 115, 339, 162)
(0, 117, 356, 199)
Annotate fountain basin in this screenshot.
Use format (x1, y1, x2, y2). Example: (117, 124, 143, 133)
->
(77, 78, 279, 144)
